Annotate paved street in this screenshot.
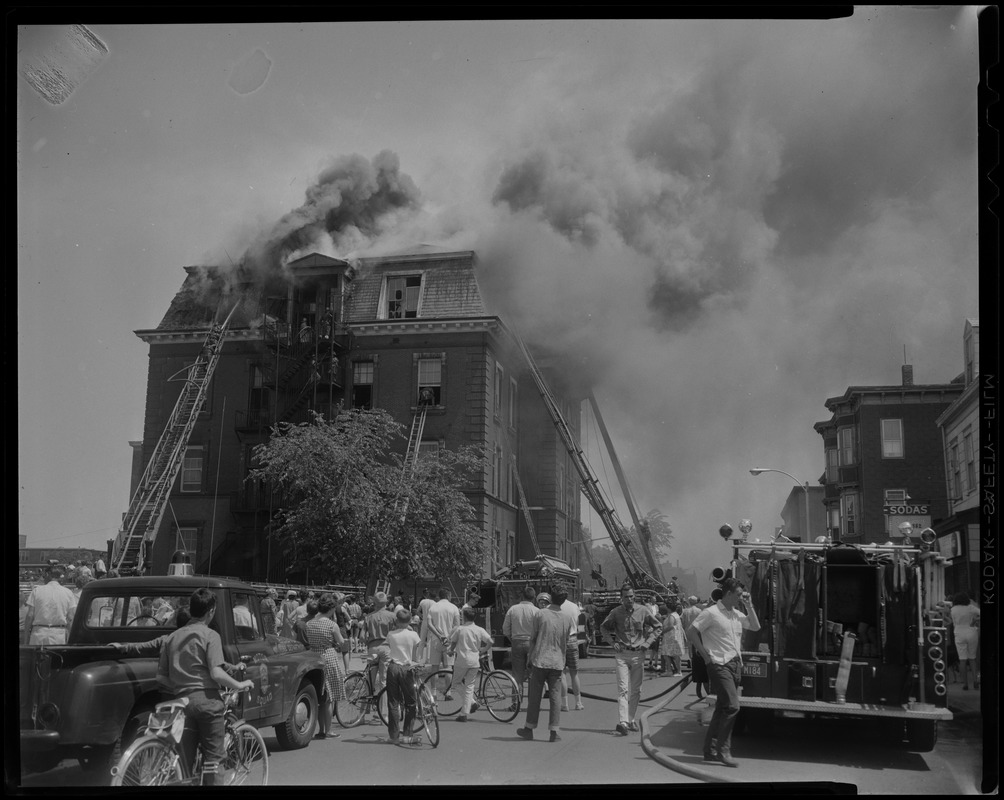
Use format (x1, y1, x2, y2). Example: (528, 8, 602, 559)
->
(18, 652, 986, 791)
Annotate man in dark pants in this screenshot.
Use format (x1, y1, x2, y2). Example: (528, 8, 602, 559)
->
(686, 578, 760, 767)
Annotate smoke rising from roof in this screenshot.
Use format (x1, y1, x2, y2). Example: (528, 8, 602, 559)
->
(467, 9, 978, 577)
(244, 149, 421, 277)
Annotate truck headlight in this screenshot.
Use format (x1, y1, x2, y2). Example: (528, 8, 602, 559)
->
(38, 703, 61, 728)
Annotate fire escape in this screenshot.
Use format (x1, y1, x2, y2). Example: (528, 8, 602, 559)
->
(231, 277, 351, 581)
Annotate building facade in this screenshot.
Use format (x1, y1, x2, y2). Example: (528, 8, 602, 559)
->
(934, 320, 980, 597)
(132, 248, 584, 586)
(814, 365, 964, 545)
(778, 484, 827, 542)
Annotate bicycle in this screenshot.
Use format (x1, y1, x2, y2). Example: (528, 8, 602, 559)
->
(334, 654, 389, 729)
(110, 687, 268, 786)
(424, 652, 521, 722)
(334, 655, 440, 747)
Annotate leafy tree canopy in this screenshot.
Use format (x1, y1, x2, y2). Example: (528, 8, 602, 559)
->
(250, 408, 486, 586)
(586, 509, 674, 589)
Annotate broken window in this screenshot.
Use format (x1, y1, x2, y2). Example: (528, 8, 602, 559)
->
(387, 275, 422, 319)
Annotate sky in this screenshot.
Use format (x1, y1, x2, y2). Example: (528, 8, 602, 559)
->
(17, 11, 982, 591)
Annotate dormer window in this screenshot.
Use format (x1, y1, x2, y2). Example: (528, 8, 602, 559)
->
(386, 275, 422, 319)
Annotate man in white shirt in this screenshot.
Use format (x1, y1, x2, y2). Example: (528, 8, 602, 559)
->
(502, 585, 540, 699)
(23, 564, 78, 645)
(421, 587, 461, 671)
(448, 607, 494, 721)
(687, 578, 760, 768)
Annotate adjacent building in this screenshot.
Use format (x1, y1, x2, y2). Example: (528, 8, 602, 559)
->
(814, 364, 964, 545)
(933, 320, 980, 596)
(132, 247, 585, 587)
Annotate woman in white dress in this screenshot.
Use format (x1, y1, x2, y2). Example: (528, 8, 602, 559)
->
(950, 592, 980, 691)
(660, 599, 686, 677)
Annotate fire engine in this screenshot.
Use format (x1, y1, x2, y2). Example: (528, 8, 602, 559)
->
(714, 526, 952, 752)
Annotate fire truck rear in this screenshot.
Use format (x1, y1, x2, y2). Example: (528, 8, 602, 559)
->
(719, 535, 952, 752)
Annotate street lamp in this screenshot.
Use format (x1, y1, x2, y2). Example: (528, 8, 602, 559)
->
(749, 468, 814, 542)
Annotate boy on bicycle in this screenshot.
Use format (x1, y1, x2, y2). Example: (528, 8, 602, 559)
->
(158, 588, 254, 785)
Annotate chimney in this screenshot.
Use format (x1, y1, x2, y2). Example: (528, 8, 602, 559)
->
(902, 364, 914, 386)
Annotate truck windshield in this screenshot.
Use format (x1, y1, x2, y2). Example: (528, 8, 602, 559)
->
(81, 593, 193, 630)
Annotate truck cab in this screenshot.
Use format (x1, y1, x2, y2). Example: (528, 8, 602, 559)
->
(20, 575, 325, 777)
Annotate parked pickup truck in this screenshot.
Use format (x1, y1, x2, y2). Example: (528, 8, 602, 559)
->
(19, 575, 326, 776)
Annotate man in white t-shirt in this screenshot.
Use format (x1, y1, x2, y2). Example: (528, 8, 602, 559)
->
(421, 587, 461, 671)
(384, 609, 423, 745)
(687, 578, 760, 768)
(447, 607, 494, 721)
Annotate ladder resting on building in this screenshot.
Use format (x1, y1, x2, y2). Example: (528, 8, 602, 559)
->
(111, 303, 240, 573)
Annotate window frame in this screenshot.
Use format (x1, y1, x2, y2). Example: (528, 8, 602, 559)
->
(351, 359, 375, 409)
(825, 447, 838, 482)
(381, 273, 423, 319)
(962, 427, 976, 494)
(949, 438, 963, 498)
(880, 418, 904, 459)
(494, 363, 504, 418)
(838, 427, 856, 466)
(180, 446, 204, 493)
(509, 378, 518, 429)
(840, 492, 859, 538)
(415, 353, 445, 407)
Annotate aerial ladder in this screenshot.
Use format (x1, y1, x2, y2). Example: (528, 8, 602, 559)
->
(586, 392, 666, 586)
(111, 303, 240, 573)
(511, 331, 668, 596)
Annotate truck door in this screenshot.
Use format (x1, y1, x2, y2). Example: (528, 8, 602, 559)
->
(229, 590, 284, 722)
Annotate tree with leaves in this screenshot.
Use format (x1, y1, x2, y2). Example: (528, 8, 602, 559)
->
(250, 408, 486, 586)
(587, 509, 674, 589)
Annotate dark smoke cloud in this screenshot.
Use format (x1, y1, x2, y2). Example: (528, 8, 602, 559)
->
(243, 149, 421, 279)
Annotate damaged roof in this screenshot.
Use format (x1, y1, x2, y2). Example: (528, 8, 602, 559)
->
(154, 249, 488, 332)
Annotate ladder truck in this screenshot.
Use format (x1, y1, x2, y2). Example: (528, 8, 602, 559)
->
(510, 332, 674, 624)
(110, 303, 239, 574)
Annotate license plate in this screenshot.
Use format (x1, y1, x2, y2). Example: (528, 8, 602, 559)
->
(742, 662, 767, 678)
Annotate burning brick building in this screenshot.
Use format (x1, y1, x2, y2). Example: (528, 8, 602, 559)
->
(132, 246, 586, 585)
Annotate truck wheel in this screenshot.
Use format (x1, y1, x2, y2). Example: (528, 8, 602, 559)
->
(740, 708, 774, 737)
(22, 751, 63, 774)
(78, 744, 116, 773)
(80, 707, 148, 773)
(274, 681, 317, 750)
(906, 719, 938, 752)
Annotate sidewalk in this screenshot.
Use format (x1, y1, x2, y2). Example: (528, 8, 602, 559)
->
(945, 680, 982, 720)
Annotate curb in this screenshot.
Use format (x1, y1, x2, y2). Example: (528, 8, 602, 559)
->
(638, 677, 736, 784)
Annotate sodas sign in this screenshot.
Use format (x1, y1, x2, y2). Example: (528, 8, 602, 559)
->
(883, 504, 929, 515)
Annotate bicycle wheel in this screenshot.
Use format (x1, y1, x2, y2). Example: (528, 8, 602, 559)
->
(484, 670, 522, 722)
(221, 723, 269, 786)
(418, 683, 440, 747)
(375, 686, 389, 727)
(377, 684, 427, 734)
(424, 669, 463, 716)
(111, 737, 183, 787)
(335, 672, 369, 727)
